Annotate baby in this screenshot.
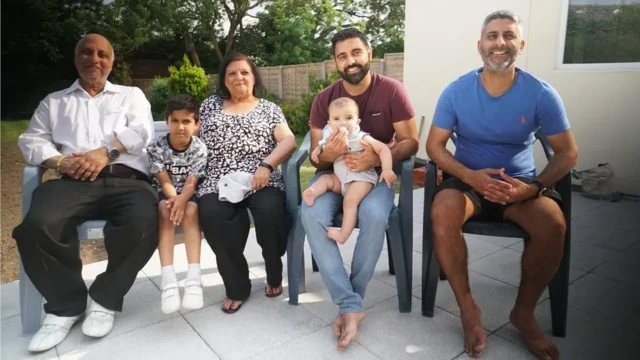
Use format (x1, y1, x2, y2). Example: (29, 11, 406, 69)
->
(303, 97, 396, 244)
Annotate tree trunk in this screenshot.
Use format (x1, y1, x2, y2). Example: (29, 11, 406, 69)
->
(183, 30, 202, 67)
(210, 25, 224, 64)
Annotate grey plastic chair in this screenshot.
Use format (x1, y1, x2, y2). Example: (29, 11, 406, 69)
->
(421, 130, 571, 337)
(285, 131, 415, 313)
(18, 121, 300, 334)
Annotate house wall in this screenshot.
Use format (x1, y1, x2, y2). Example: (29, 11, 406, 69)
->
(404, 0, 640, 195)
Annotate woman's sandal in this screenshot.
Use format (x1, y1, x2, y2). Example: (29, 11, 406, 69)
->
(264, 284, 283, 298)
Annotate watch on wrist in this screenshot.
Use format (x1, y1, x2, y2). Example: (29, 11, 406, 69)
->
(530, 179, 546, 197)
(259, 161, 274, 172)
(104, 145, 120, 160)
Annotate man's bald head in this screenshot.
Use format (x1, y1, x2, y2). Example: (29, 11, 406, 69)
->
(75, 34, 114, 59)
(74, 33, 115, 87)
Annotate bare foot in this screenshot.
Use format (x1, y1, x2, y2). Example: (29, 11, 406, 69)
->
(510, 309, 560, 360)
(303, 188, 317, 206)
(460, 303, 486, 358)
(337, 312, 366, 351)
(222, 298, 243, 312)
(332, 314, 343, 338)
(265, 284, 283, 297)
(327, 227, 348, 244)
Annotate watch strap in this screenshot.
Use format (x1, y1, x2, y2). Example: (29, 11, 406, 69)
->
(530, 179, 545, 196)
(259, 161, 274, 172)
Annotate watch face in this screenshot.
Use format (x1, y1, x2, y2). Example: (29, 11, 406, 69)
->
(109, 149, 120, 159)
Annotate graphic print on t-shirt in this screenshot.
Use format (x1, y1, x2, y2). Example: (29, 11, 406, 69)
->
(146, 134, 208, 194)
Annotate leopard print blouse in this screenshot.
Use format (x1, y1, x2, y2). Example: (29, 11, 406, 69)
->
(196, 95, 287, 198)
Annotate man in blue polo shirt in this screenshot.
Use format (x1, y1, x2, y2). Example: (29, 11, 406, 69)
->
(426, 10, 578, 360)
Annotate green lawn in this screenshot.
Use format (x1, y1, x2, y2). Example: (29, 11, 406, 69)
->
(294, 134, 315, 190)
(1, 120, 29, 142)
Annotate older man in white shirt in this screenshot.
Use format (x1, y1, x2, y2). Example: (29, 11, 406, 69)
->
(12, 34, 159, 352)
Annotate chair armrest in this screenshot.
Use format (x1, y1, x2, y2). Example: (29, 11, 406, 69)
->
(285, 132, 311, 215)
(535, 130, 555, 162)
(395, 157, 414, 198)
(423, 161, 438, 210)
(22, 165, 47, 218)
(398, 156, 414, 220)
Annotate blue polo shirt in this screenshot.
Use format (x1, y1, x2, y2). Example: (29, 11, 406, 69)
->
(432, 67, 570, 178)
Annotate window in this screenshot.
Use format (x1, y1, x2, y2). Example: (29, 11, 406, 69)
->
(559, 0, 640, 68)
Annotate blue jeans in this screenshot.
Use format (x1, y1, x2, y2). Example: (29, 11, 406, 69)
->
(300, 171, 395, 313)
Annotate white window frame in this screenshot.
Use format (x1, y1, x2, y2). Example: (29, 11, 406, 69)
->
(557, 0, 640, 70)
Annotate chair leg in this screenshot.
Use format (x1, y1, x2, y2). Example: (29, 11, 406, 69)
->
(311, 254, 319, 272)
(20, 261, 43, 334)
(287, 213, 307, 305)
(387, 210, 411, 313)
(387, 236, 395, 275)
(421, 239, 440, 318)
(548, 233, 570, 337)
(439, 269, 447, 281)
(421, 184, 439, 317)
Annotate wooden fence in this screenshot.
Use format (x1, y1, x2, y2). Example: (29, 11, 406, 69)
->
(132, 53, 405, 102)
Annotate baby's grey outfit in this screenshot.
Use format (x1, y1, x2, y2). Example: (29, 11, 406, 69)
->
(318, 125, 378, 195)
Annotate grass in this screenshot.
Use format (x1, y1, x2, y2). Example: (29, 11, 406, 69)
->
(1, 120, 29, 143)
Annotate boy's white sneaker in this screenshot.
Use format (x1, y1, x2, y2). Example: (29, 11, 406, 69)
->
(161, 282, 181, 314)
(181, 279, 204, 310)
(28, 313, 83, 352)
(82, 299, 115, 338)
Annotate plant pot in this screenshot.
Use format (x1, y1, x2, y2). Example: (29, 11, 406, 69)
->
(412, 166, 443, 187)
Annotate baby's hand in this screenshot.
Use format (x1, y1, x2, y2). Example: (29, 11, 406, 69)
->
(311, 146, 321, 163)
(379, 169, 397, 188)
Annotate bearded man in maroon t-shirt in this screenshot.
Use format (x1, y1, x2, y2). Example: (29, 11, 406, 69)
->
(300, 28, 419, 351)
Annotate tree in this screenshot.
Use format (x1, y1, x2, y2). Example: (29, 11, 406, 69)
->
(343, 0, 406, 56)
(1, 0, 105, 118)
(238, 0, 353, 65)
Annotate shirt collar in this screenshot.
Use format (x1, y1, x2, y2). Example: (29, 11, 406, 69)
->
(63, 80, 121, 95)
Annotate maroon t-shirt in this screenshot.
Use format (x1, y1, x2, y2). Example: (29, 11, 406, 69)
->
(309, 72, 415, 144)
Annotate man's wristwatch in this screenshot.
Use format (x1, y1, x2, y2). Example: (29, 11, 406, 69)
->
(530, 179, 546, 197)
(259, 161, 274, 172)
(104, 145, 120, 161)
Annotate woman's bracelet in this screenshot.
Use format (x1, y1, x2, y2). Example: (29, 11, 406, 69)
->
(56, 156, 67, 171)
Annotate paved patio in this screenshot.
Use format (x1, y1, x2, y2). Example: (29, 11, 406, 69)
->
(2, 189, 639, 359)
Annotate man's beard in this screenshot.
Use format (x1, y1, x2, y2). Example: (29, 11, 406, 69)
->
(338, 62, 370, 85)
(480, 46, 518, 73)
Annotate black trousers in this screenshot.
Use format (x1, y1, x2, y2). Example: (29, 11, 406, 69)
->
(12, 177, 159, 317)
(199, 187, 289, 301)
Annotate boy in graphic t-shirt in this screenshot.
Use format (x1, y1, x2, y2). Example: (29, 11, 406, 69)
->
(146, 94, 207, 314)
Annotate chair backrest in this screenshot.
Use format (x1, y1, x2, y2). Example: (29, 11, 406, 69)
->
(153, 121, 169, 140)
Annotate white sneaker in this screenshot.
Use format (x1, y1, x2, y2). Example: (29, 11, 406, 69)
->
(28, 313, 83, 352)
(82, 299, 115, 338)
(181, 279, 204, 310)
(161, 282, 181, 314)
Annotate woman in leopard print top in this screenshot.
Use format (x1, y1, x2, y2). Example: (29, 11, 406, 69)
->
(198, 53, 297, 313)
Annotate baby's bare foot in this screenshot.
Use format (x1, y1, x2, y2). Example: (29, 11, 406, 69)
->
(302, 188, 317, 206)
(327, 227, 348, 244)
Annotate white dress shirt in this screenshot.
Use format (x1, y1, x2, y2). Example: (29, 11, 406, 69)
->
(18, 80, 154, 175)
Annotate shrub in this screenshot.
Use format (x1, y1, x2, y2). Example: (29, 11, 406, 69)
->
(261, 91, 281, 104)
(168, 54, 208, 103)
(284, 71, 340, 136)
(148, 77, 171, 120)
(110, 60, 133, 86)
